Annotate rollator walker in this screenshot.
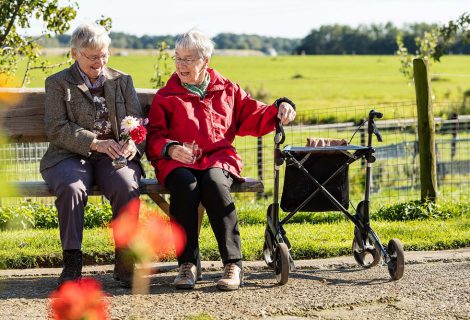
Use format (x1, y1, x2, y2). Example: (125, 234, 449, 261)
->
(263, 109, 405, 285)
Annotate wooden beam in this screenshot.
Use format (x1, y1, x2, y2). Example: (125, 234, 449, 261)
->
(413, 58, 438, 202)
(0, 88, 156, 143)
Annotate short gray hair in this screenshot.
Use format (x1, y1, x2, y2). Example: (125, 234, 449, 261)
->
(71, 22, 111, 50)
(175, 29, 214, 59)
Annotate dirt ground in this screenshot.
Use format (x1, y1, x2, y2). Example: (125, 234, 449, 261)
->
(0, 248, 469, 320)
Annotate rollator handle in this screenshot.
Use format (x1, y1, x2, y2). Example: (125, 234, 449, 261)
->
(274, 97, 295, 145)
(369, 109, 383, 119)
(275, 118, 286, 145)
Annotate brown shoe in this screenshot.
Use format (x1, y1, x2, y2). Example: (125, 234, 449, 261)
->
(174, 262, 197, 290)
(216, 263, 243, 291)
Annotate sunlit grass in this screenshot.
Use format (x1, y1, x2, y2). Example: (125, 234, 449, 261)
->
(18, 55, 470, 115)
(1, 217, 470, 269)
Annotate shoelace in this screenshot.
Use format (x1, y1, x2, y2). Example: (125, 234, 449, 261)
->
(223, 264, 237, 279)
(179, 263, 194, 278)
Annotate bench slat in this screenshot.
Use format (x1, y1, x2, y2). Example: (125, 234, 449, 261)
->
(0, 88, 155, 143)
(5, 178, 264, 197)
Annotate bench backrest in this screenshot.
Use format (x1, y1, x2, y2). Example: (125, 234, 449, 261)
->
(0, 88, 156, 143)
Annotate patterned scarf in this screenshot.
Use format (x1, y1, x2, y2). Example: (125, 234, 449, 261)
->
(75, 61, 106, 89)
(183, 71, 210, 99)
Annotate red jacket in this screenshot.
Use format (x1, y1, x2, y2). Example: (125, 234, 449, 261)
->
(146, 68, 278, 186)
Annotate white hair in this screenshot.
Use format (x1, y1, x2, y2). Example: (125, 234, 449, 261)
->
(71, 22, 111, 50)
(175, 29, 214, 59)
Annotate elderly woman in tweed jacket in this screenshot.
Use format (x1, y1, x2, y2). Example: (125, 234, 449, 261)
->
(40, 22, 145, 288)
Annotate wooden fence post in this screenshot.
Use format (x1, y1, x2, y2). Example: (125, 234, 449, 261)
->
(413, 58, 438, 202)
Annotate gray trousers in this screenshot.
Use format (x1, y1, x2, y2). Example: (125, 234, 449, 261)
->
(41, 154, 142, 250)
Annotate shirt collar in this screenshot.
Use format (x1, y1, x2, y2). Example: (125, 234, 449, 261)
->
(74, 61, 106, 89)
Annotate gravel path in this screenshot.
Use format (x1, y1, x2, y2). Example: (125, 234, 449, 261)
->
(1, 248, 469, 319)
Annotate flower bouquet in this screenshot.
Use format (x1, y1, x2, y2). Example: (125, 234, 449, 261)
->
(112, 116, 148, 169)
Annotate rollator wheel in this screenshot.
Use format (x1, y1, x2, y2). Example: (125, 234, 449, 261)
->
(387, 238, 404, 280)
(352, 227, 380, 268)
(263, 228, 275, 269)
(275, 242, 290, 285)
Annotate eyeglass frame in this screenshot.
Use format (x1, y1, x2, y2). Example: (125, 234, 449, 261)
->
(79, 50, 110, 62)
(172, 56, 203, 66)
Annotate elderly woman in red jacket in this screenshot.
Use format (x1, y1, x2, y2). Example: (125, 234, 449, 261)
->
(146, 29, 296, 291)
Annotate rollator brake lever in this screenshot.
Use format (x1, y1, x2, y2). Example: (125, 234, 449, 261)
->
(373, 122, 383, 142)
(368, 109, 383, 143)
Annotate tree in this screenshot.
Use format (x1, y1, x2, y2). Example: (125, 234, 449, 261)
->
(0, 0, 78, 86)
(396, 12, 470, 81)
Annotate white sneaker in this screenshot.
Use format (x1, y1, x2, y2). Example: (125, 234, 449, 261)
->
(216, 263, 243, 291)
(174, 262, 197, 290)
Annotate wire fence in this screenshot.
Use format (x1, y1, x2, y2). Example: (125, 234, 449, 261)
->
(1, 99, 470, 208)
(234, 99, 470, 208)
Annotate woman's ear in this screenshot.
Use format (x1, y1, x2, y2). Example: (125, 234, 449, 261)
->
(71, 48, 78, 60)
(204, 57, 210, 68)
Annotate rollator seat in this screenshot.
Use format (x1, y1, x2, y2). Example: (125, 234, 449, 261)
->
(280, 138, 350, 212)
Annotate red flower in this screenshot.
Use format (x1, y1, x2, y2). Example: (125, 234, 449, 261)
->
(49, 278, 109, 320)
(141, 214, 186, 258)
(111, 198, 186, 261)
(111, 198, 140, 248)
(129, 125, 147, 144)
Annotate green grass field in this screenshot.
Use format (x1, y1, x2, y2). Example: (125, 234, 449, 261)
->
(1, 217, 470, 269)
(19, 54, 470, 115)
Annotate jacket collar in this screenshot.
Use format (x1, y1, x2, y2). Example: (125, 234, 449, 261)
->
(159, 68, 227, 97)
(64, 63, 123, 103)
(64, 63, 123, 85)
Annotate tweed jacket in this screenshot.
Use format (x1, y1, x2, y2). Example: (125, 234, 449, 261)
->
(40, 64, 146, 173)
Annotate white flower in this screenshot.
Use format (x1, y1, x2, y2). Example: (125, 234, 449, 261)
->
(121, 116, 140, 133)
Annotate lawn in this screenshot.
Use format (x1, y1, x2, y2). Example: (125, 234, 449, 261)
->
(1, 217, 469, 269)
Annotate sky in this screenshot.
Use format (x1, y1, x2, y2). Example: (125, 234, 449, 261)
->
(29, 0, 470, 38)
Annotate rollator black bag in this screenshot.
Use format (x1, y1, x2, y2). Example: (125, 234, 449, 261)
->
(280, 152, 350, 212)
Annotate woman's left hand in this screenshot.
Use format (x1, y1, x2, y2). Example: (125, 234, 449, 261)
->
(277, 102, 296, 125)
(120, 140, 138, 160)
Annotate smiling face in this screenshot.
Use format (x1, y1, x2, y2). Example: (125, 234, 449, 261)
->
(72, 46, 109, 81)
(174, 48, 209, 85)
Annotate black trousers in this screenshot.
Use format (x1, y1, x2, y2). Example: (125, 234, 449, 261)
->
(165, 167, 242, 267)
(41, 154, 141, 250)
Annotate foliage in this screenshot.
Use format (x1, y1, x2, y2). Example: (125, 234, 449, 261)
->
(0, 202, 112, 230)
(0, 0, 78, 86)
(212, 33, 300, 54)
(0, 1, 114, 86)
(39, 22, 470, 56)
(396, 12, 470, 81)
(150, 41, 173, 89)
(372, 200, 470, 221)
(433, 12, 470, 62)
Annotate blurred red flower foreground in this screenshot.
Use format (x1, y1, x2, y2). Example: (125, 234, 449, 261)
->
(111, 198, 186, 261)
(49, 278, 108, 320)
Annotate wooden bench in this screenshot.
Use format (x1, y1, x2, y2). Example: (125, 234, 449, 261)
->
(0, 88, 264, 216)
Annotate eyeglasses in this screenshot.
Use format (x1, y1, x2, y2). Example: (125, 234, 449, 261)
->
(79, 50, 110, 62)
(172, 56, 202, 66)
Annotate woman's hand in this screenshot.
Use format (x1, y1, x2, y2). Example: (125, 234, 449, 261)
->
(168, 144, 194, 164)
(120, 140, 138, 160)
(92, 139, 124, 159)
(277, 102, 296, 125)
